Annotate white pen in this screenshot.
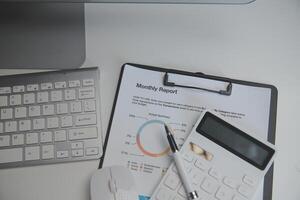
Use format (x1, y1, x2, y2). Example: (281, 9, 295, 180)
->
(164, 124, 198, 200)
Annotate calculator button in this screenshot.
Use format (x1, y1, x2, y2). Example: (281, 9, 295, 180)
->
(194, 159, 209, 171)
(164, 173, 180, 190)
(215, 186, 233, 200)
(208, 168, 222, 180)
(238, 185, 253, 199)
(223, 177, 237, 189)
(183, 153, 194, 163)
(200, 177, 219, 194)
(178, 185, 187, 198)
(196, 190, 210, 200)
(155, 188, 172, 200)
(191, 173, 204, 186)
(242, 175, 257, 187)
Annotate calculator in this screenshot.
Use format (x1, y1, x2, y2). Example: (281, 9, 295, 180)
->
(150, 110, 276, 200)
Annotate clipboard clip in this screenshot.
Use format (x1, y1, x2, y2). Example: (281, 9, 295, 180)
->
(163, 72, 232, 96)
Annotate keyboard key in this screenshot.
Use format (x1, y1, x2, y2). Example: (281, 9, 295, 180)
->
(70, 101, 82, 113)
(0, 148, 23, 163)
(12, 134, 24, 145)
(42, 104, 55, 115)
(200, 178, 218, 194)
(37, 92, 49, 103)
(9, 94, 21, 106)
(65, 89, 76, 100)
(164, 173, 180, 190)
(40, 83, 53, 90)
(72, 149, 83, 157)
(57, 150, 69, 158)
(242, 175, 257, 187)
(86, 147, 99, 156)
(208, 168, 222, 180)
(71, 142, 83, 149)
(5, 121, 17, 132)
(69, 127, 98, 140)
(15, 107, 27, 118)
(54, 81, 66, 89)
(47, 117, 59, 129)
(19, 120, 31, 131)
(0, 96, 8, 107)
(215, 186, 233, 200)
(40, 131, 53, 143)
(223, 177, 237, 189)
(0, 87, 11, 94)
(83, 100, 96, 112)
(13, 85, 25, 93)
(1, 108, 13, 119)
(61, 116, 73, 127)
(0, 135, 10, 147)
(25, 146, 40, 160)
(42, 145, 54, 159)
(51, 90, 63, 102)
(75, 114, 96, 126)
(82, 79, 94, 86)
(26, 132, 38, 144)
(57, 103, 68, 114)
(33, 118, 45, 130)
(27, 84, 39, 91)
(155, 188, 172, 200)
(23, 93, 35, 104)
(29, 106, 41, 117)
(54, 130, 67, 141)
(238, 185, 253, 199)
(78, 87, 95, 99)
(69, 80, 80, 88)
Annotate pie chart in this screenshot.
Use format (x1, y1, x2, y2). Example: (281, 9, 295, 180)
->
(136, 119, 170, 157)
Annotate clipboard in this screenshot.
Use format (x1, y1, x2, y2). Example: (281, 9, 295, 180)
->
(99, 63, 278, 200)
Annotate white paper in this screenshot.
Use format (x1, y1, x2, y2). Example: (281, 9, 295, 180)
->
(103, 64, 272, 200)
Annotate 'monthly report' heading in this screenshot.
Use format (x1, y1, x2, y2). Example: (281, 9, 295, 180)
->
(136, 83, 178, 94)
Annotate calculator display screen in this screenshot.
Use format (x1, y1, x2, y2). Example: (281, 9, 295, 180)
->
(196, 112, 275, 170)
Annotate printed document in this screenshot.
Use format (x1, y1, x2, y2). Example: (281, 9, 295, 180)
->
(103, 64, 272, 200)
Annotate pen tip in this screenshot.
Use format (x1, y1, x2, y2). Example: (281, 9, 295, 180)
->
(164, 123, 171, 135)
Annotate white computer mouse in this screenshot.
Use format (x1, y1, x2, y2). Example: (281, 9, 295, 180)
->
(90, 165, 139, 200)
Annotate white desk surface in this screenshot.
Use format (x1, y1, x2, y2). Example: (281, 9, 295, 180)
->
(0, 0, 300, 199)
